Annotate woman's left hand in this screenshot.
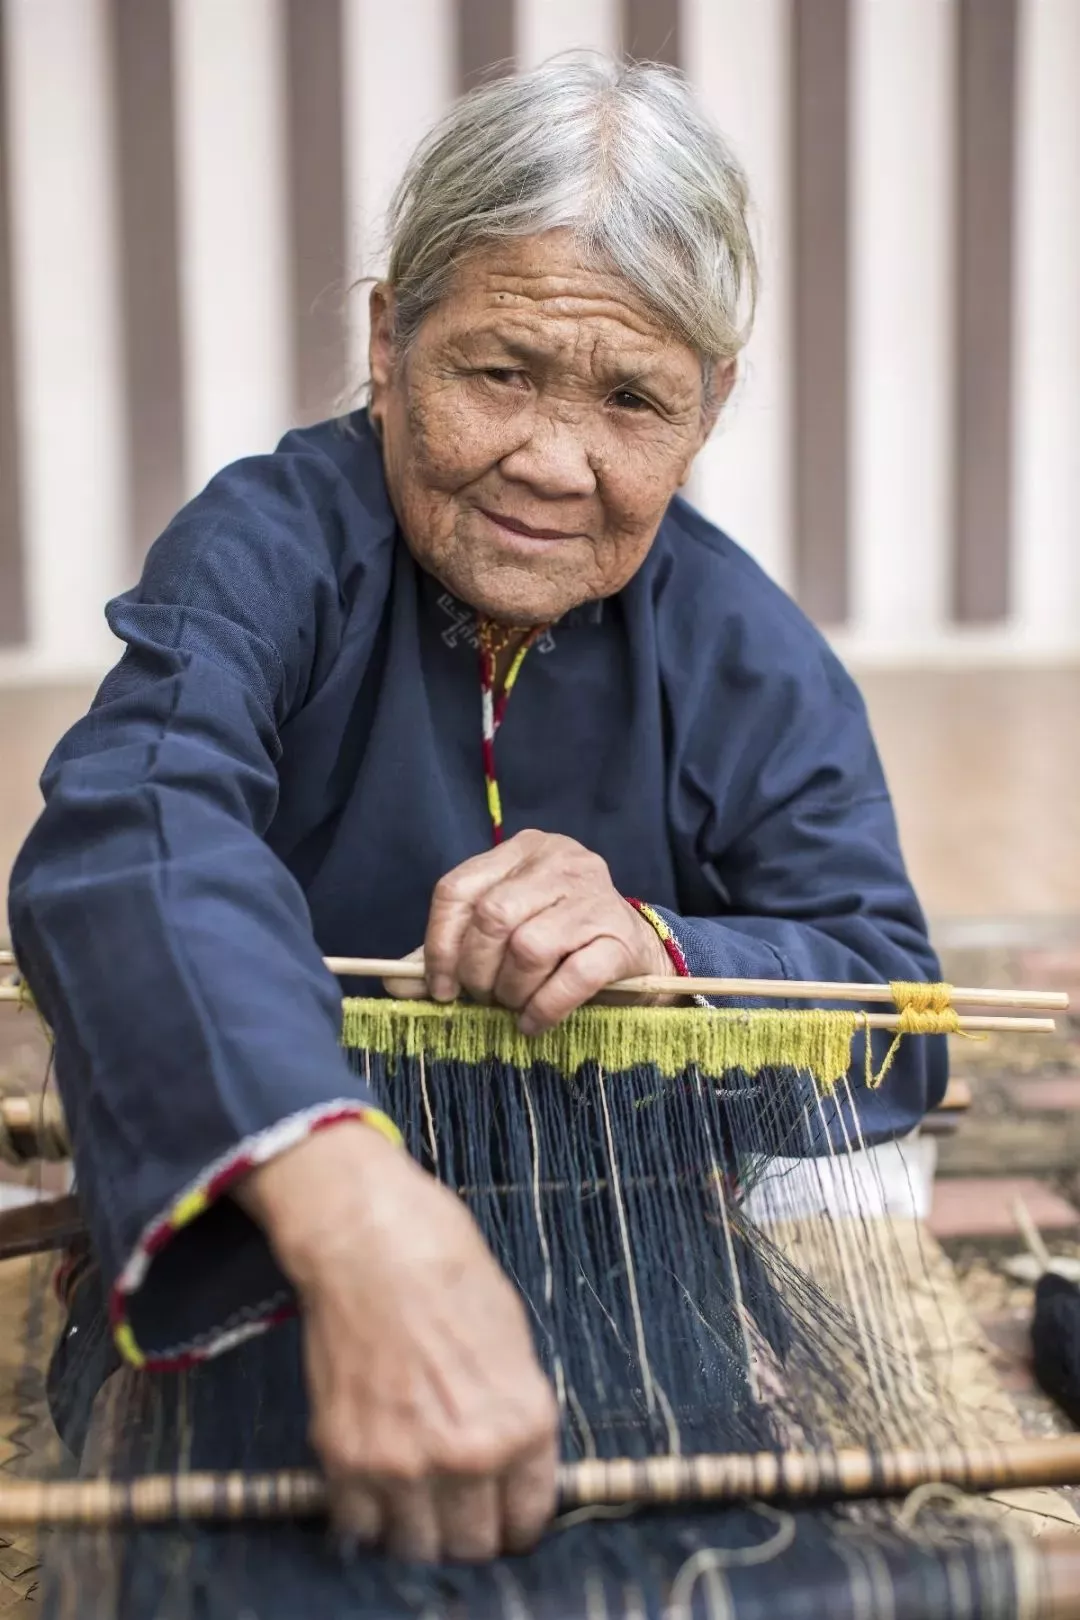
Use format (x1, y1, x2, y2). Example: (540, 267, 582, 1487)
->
(383, 830, 678, 1033)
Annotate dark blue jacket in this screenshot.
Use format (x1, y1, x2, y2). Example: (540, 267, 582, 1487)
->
(8, 412, 945, 1368)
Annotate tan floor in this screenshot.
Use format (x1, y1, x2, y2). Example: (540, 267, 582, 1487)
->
(0, 668, 1078, 923)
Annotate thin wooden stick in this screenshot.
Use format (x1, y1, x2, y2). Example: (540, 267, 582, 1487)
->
(323, 957, 1070, 1011)
(0, 982, 1062, 1030)
(0, 948, 1069, 1011)
(2, 1438, 1080, 1527)
(0, 1194, 83, 1262)
(1014, 1195, 1055, 1272)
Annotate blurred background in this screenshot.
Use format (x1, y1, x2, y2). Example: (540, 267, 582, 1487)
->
(0, 0, 1078, 924)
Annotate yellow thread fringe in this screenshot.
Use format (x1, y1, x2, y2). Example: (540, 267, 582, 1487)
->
(339, 998, 946, 1094)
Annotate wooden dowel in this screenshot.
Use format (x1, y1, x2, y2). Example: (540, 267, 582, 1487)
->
(2, 948, 1069, 1011)
(0, 1194, 84, 1263)
(323, 957, 1071, 1011)
(0, 983, 1059, 1032)
(3, 1438, 1080, 1527)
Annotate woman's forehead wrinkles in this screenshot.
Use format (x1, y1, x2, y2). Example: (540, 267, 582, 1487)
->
(453, 307, 693, 383)
(462, 315, 662, 363)
(479, 275, 662, 336)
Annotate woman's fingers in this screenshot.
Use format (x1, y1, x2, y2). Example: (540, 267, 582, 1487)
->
(331, 1485, 383, 1547)
(425, 835, 539, 1000)
(456, 880, 568, 1003)
(490, 897, 622, 1012)
(339, 1459, 550, 1563)
(381, 944, 427, 999)
(381, 1482, 441, 1564)
(426, 831, 631, 1007)
(519, 935, 634, 1034)
(433, 1475, 502, 1562)
(500, 1436, 560, 1555)
(380, 838, 673, 1020)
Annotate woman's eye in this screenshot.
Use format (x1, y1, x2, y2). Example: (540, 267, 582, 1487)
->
(611, 389, 652, 412)
(482, 368, 527, 387)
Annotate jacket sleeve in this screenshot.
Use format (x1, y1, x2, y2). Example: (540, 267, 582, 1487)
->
(644, 655, 947, 1149)
(7, 443, 397, 1372)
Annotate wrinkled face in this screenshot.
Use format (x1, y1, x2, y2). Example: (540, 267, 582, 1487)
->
(368, 231, 728, 626)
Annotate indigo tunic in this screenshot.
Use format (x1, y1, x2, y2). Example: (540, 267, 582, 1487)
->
(8, 411, 945, 1371)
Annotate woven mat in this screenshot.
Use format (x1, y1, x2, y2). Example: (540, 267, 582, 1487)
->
(0, 1256, 60, 1612)
(770, 1214, 1079, 1539)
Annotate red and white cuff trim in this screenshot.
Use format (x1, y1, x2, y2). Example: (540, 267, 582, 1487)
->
(625, 899, 716, 1009)
(625, 898, 690, 978)
(110, 1098, 401, 1373)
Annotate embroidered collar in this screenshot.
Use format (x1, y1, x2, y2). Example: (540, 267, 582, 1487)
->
(435, 592, 603, 655)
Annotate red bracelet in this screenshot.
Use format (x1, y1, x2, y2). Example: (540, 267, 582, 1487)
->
(625, 897, 691, 978)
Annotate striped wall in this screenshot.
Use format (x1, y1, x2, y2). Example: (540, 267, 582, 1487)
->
(0, 0, 1078, 682)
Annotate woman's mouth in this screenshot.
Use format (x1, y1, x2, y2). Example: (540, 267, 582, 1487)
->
(478, 509, 582, 545)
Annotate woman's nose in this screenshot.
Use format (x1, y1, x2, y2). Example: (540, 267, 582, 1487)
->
(498, 409, 598, 499)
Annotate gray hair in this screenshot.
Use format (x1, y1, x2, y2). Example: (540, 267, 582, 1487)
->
(382, 54, 758, 380)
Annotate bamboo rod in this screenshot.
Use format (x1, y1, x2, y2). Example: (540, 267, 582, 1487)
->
(0, 984, 1060, 1031)
(323, 957, 1071, 1011)
(2, 1438, 1080, 1528)
(1, 948, 1069, 1011)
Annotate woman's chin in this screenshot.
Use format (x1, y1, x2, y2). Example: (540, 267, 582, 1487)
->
(427, 553, 592, 628)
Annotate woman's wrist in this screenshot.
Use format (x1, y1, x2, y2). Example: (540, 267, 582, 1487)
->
(234, 1118, 405, 1292)
(625, 894, 693, 978)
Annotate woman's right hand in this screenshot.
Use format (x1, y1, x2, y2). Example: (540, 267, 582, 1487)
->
(234, 1120, 558, 1562)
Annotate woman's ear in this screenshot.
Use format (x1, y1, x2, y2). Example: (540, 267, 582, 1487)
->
(368, 284, 397, 427)
(701, 359, 737, 441)
(678, 360, 739, 487)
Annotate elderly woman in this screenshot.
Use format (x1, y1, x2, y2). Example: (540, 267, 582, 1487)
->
(9, 57, 943, 1569)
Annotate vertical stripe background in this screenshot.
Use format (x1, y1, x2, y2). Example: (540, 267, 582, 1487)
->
(0, 8, 25, 645)
(110, 0, 185, 564)
(2, 0, 127, 677)
(1011, 0, 1080, 648)
(685, 0, 791, 594)
(953, 0, 1017, 625)
(790, 0, 848, 626)
(849, 0, 955, 653)
(1, 0, 1078, 675)
(285, 0, 348, 426)
(622, 0, 680, 67)
(171, 0, 291, 497)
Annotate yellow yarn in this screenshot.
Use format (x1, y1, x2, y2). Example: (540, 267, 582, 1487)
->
(889, 981, 958, 1030)
(342, 998, 863, 1092)
(341, 989, 970, 1098)
(868, 982, 963, 1089)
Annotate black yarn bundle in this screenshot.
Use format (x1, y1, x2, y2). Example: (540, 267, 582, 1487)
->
(1032, 1271, 1080, 1428)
